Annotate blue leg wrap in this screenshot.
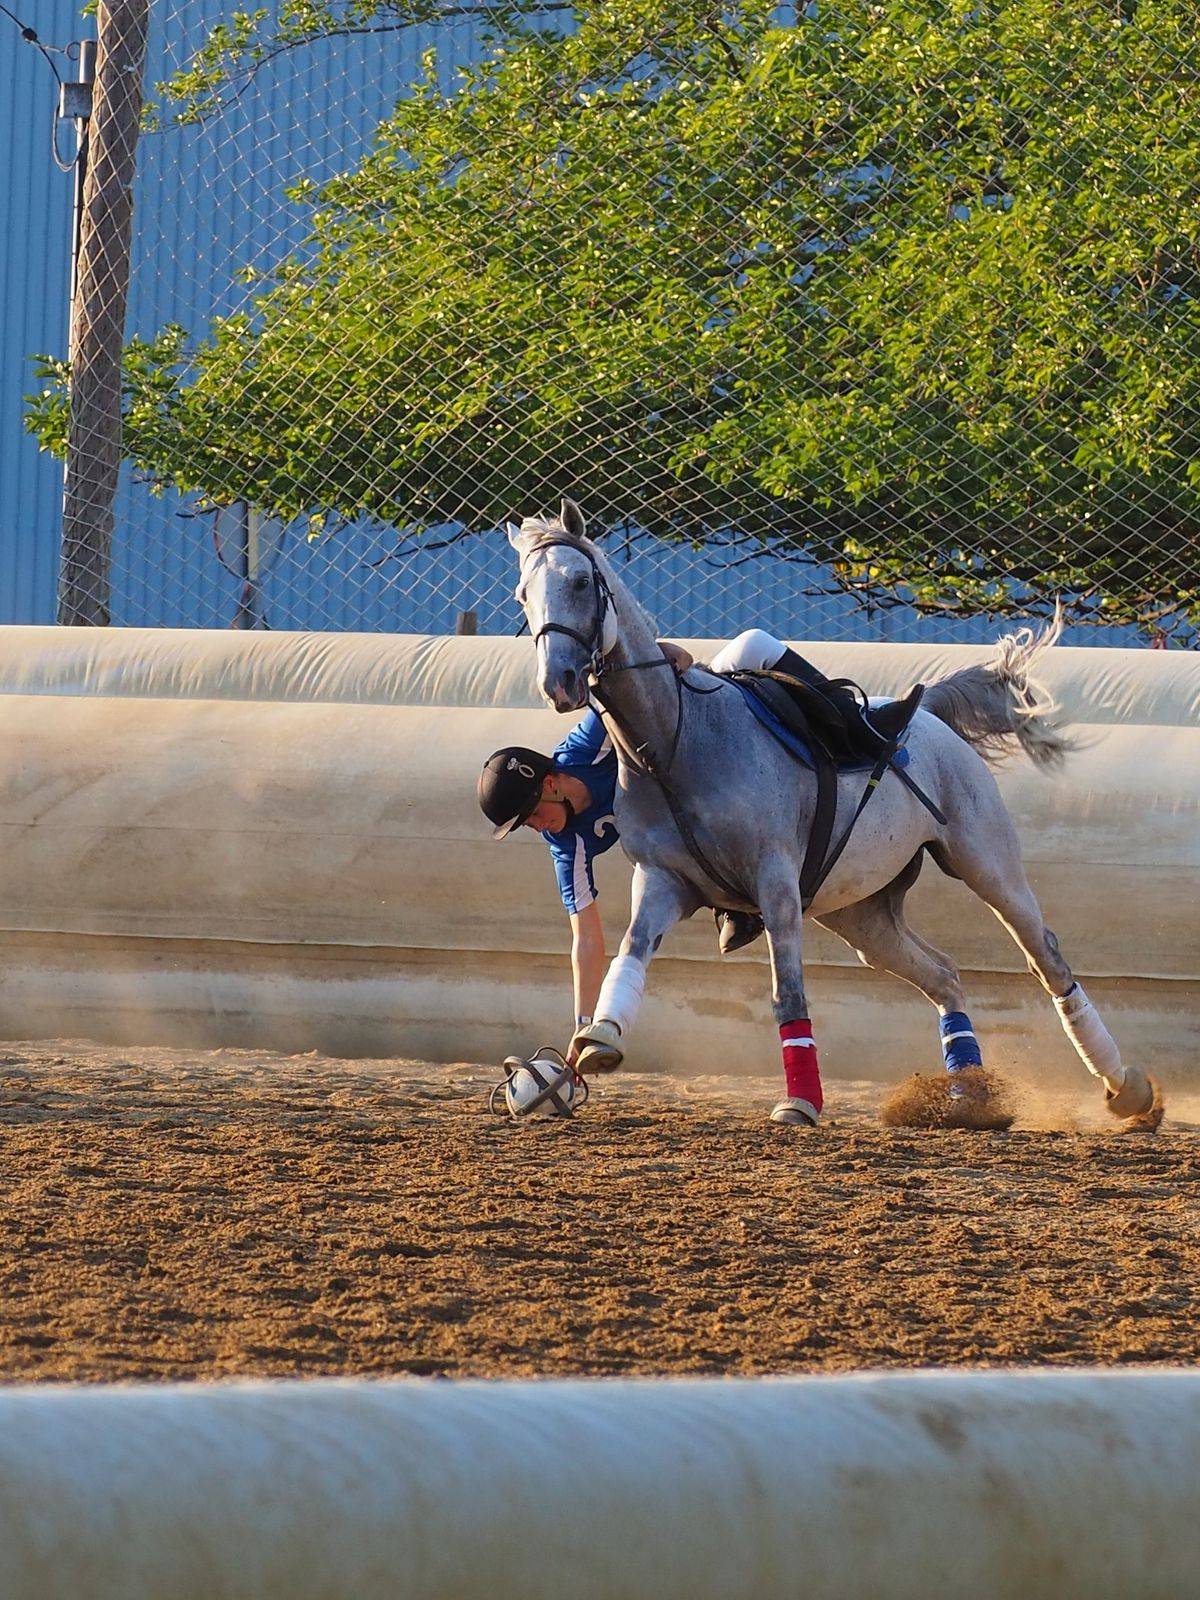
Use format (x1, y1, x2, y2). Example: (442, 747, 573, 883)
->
(940, 1010, 983, 1072)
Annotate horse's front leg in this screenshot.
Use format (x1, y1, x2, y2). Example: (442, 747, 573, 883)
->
(758, 855, 822, 1128)
(572, 865, 700, 1075)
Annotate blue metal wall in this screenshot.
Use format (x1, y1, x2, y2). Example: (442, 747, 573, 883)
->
(109, 2, 496, 632)
(0, 3, 495, 631)
(0, 1, 82, 622)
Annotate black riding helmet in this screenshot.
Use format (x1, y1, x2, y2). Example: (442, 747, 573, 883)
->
(478, 746, 555, 837)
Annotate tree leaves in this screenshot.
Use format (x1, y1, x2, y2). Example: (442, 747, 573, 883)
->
(27, 0, 1200, 636)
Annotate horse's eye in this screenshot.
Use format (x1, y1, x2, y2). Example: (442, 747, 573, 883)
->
(570, 574, 589, 593)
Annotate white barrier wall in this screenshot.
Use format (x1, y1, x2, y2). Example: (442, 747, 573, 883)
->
(0, 625, 1195, 1078)
(1, 1372, 1198, 1600)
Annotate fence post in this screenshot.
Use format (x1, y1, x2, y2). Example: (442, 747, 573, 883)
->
(58, 0, 150, 627)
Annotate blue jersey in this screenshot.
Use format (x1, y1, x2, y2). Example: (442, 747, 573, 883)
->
(543, 710, 620, 913)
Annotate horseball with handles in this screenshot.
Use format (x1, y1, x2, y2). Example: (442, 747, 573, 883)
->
(489, 1048, 590, 1120)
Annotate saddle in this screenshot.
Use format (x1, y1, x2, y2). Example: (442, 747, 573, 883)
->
(729, 666, 925, 768)
(724, 663, 932, 909)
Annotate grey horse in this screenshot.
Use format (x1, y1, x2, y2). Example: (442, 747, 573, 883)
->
(509, 499, 1155, 1129)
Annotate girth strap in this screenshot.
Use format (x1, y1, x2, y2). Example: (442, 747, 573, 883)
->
(799, 749, 948, 910)
(799, 757, 841, 909)
(800, 753, 887, 909)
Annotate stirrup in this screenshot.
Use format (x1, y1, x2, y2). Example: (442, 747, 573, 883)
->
(715, 909, 765, 956)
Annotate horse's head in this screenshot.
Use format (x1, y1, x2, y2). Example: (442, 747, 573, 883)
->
(508, 498, 617, 713)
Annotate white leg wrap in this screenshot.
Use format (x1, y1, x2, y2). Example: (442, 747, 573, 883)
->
(596, 954, 647, 1038)
(1054, 983, 1125, 1088)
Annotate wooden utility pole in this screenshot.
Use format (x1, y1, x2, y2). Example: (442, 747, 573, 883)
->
(59, 1, 150, 626)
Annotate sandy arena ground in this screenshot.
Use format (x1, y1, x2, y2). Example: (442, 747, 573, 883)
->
(0, 1039, 1196, 1383)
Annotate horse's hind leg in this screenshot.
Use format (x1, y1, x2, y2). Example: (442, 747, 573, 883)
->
(816, 865, 986, 1079)
(937, 804, 1153, 1119)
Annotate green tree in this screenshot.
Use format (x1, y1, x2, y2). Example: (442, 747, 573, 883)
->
(28, 0, 1200, 635)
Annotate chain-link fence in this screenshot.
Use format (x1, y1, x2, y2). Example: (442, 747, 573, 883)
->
(27, 1, 1200, 643)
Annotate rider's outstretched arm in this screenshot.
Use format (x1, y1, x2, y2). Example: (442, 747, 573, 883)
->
(569, 901, 607, 1035)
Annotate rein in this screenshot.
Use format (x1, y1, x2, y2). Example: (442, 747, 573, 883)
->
(590, 671, 750, 908)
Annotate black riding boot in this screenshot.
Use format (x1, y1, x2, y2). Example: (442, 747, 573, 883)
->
(772, 646, 866, 754)
(776, 646, 922, 760)
(863, 683, 926, 748)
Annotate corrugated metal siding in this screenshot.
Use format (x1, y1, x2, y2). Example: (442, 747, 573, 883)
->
(0, 2, 82, 623)
(110, 2, 492, 630)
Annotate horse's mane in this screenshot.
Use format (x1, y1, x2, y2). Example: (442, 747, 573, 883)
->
(518, 513, 661, 641)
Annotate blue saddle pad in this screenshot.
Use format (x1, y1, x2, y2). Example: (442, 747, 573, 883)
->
(732, 680, 909, 772)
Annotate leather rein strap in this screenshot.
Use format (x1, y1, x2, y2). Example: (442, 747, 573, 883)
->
(589, 673, 750, 908)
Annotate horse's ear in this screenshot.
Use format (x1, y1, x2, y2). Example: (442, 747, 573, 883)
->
(560, 498, 586, 541)
(505, 520, 523, 549)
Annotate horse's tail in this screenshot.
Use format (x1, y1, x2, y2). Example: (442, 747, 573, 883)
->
(920, 606, 1075, 769)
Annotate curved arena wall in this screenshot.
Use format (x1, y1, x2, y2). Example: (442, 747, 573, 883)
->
(0, 626, 1195, 1081)
(2, 1372, 1199, 1600)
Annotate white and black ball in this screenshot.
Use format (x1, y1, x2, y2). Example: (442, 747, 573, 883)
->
(502, 1052, 577, 1118)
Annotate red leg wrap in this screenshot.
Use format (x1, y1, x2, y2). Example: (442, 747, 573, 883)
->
(780, 1019, 823, 1112)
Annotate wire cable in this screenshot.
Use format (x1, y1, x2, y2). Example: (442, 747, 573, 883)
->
(0, 4, 64, 86)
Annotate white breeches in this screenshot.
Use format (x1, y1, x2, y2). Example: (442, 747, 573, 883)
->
(709, 629, 786, 676)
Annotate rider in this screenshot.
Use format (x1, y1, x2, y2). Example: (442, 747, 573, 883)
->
(476, 628, 833, 1042)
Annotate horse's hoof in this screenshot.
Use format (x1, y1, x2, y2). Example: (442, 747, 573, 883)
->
(1104, 1067, 1154, 1120)
(944, 1069, 1015, 1132)
(770, 1097, 819, 1127)
(1107, 1070, 1164, 1131)
(573, 1019, 624, 1075)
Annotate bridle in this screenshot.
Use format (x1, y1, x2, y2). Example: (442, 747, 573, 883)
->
(520, 532, 746, 903)
(521, 535, 668, 685)
(520, 533, 717, 768)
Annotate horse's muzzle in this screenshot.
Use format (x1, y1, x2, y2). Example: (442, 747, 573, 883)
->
(540, 661, 589, 713)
